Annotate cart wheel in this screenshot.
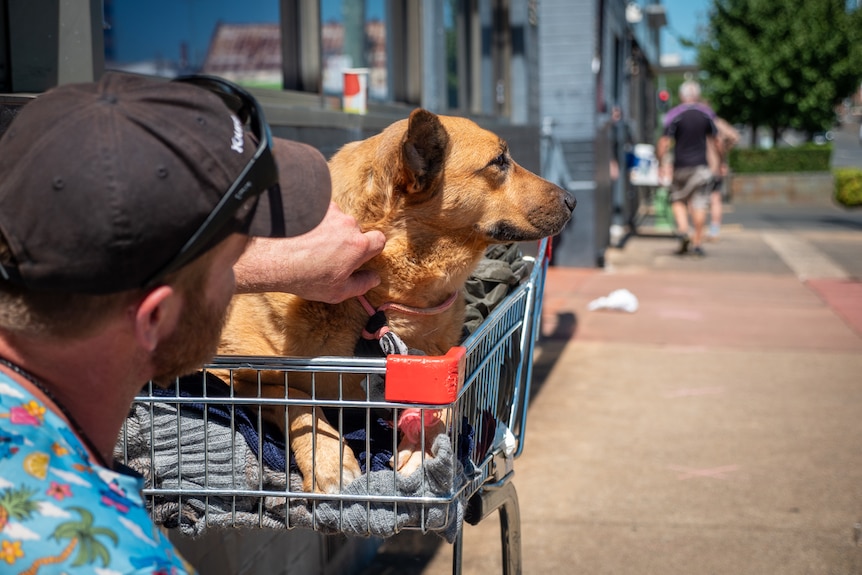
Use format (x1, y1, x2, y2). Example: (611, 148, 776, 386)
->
(457, 480, 522, 575)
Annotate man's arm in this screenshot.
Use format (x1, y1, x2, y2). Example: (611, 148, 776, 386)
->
(656, 135, 671, 164)
(234, 202, 386, 303)
(714, 117, 740, 150)
(656, 135, 673, 184)
(706, 134, 722, 175)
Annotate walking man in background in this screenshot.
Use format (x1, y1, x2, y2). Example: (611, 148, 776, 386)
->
(657, 80, 721, 256)
(707, 115, 740, 240)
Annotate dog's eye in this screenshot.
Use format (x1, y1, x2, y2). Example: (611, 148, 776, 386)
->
(488, 153, 509, 169)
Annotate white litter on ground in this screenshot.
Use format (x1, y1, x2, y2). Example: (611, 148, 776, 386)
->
(587, 289, 639, 313)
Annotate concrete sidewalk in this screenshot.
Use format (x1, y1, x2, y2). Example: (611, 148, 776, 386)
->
(364, 202, 862, 574)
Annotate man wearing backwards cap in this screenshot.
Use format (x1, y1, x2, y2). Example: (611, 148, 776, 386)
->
(0, 72, 383, 573)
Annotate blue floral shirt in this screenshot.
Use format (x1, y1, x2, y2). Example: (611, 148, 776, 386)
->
(0, 371, 195, 574)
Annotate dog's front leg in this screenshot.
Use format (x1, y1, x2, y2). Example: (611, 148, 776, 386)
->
(286, 395, 363, 493)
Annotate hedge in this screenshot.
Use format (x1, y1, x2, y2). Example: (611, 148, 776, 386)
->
(729, 144, 832, 173)
(834, 167, 862, 208)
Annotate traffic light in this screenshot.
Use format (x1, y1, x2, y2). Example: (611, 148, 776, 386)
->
(657, 89, 670, 112)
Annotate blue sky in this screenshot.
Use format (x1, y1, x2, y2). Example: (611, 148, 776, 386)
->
(660, 0, 712, 65)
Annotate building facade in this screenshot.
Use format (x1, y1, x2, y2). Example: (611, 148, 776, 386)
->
(539, 0, 665, 265)
(2, 0, 664, 267)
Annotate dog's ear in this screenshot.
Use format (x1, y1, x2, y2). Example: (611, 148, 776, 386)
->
(400, 109, 449, 195)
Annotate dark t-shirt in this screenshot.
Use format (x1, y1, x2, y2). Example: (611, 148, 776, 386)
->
(663, 104, 717, 169)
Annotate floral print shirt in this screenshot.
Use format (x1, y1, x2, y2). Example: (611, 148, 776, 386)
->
(0, 371, 195, 574)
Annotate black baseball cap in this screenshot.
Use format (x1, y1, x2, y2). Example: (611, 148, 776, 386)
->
(0, 72, 331, 293)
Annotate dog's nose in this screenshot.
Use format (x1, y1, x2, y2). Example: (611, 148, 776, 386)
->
(564, 192, 576, 212)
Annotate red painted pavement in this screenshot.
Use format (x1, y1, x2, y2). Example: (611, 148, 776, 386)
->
(541, 267, 862, 352)
(805, 279, 862, 338)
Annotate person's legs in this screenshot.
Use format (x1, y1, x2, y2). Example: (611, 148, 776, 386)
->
(670, 167, 694, 253)
(672, 200, 690, 237)
(708, 189, 722, 239)
(691, 204, 708, 248)
(690, 185, 712, 255)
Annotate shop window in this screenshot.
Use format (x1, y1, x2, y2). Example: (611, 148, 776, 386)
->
(103, 0, 396, 104)
(103, 0, 282, 88)
(100, 0, 507, 114)
(444, 0, 511, 117)
(320, 0, 388, 102)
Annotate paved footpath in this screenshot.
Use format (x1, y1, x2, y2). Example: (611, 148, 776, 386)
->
(363, 202, 862, 574)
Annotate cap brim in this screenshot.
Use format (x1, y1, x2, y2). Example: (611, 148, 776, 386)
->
(245, 138, 331, 238)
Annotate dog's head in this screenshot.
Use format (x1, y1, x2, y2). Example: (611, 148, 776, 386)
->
(330, 108, 575, 248)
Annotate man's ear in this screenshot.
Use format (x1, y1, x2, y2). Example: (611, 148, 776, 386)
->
(132, 286, 182, 352)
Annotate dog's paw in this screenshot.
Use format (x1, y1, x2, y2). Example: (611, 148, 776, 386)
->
(389, 411, 447, 475)
(302, 442, 363, 494)
(391, 447, 425, 476)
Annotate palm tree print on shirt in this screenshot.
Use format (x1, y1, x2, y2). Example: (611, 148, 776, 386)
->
(19, 506, 118, 574)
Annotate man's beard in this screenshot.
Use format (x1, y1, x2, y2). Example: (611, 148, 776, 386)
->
(151, 294, 229, 383)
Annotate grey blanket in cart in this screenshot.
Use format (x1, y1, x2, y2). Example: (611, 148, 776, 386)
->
(117, 243, 528, 542)
(120, 399, 465, 541)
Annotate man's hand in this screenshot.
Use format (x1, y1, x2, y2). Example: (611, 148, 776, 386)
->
(656, 135, 671, 164)
(234, 202, 386, 303)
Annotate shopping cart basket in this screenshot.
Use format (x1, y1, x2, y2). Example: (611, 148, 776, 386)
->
(116, 237, 551, 575)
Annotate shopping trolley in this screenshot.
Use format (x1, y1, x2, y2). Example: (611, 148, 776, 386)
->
(117, 237, 551, 575)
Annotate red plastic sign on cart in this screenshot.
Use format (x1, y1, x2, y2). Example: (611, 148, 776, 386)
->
(384, 346, 467, 404)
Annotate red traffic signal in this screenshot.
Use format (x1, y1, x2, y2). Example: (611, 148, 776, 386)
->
(657, 89, 670, 112)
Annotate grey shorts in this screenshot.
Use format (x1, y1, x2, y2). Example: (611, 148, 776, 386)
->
(670, 165, 713, 211)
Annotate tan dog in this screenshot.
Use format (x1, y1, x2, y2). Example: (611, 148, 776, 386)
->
(217, 109, 575, 493)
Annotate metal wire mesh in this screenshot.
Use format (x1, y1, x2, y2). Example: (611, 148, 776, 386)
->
(117, 239, 548, 538)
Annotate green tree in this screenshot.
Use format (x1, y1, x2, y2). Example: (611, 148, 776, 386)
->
(697, 0, 862, 147)
(850, 5, 862, 77)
